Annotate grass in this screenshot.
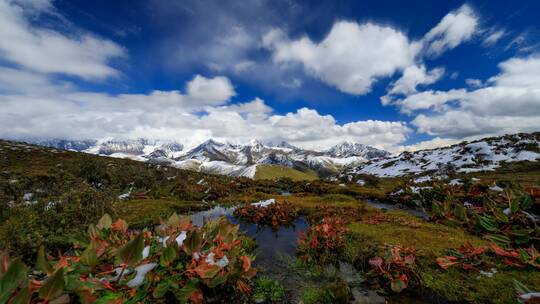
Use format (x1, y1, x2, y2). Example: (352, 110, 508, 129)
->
(347, 210, 540, 303)
(254, 164, 319, 181)
(114, 198, 207, 228)
(348, 211, 488, 256)
(462, 160, 540, 187)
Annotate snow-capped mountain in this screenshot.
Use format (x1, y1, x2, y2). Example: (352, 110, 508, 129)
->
(348, 132, 540, 177)
(23, 138, 387, 178)
(324, 141, 390, 159)
(32, 139, 97, 151)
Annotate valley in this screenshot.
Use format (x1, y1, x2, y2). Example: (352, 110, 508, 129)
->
(1, 132, 540, 303)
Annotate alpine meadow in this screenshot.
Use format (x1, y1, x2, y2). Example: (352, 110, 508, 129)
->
(1, 1, 540, 303)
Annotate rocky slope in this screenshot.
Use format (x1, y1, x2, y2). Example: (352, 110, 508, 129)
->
(348, 132, 540, 177)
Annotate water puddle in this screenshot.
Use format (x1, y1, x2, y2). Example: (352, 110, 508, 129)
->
(189, 205, 307, 269)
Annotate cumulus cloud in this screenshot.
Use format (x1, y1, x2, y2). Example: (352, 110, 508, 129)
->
(0, 73, 411, 150)
(263, 4, 482, 96)
(408, 54, 540, 138)
(0, 0, 125, 80)
(390, 89, 467, 114)
(263, 22, 421, 95)
(422, 4, 479, 56)
(186, 75, 236, 103)
(386, 65, 445, 96)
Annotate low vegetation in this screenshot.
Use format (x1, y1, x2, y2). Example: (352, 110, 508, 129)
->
(2, 139, 540, 303)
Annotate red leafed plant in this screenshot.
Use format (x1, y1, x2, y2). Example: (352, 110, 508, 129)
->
(234, 201, 300, 229)
(436, 243, 540, 271)
(368, 245, 417, 293)
(297, 217, 346, 264)
(490, 243, 540, 269)
(0, 213, 257, 304)
(436, 242, 487, 270)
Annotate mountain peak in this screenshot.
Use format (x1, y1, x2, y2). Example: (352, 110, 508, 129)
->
(325, 141, 389, 158)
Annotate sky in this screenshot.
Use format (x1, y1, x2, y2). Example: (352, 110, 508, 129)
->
(0, 0, 539, 152)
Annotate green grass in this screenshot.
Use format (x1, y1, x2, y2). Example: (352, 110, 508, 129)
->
(114, 198, 207, 228)
(348, 211, 488, 256)
(254, 164, 319, 181)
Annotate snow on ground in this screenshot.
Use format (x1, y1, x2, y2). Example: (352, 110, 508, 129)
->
(238, 165, 258, 178)
(251, 198, 276, 207)
(354, 134, 540, 177)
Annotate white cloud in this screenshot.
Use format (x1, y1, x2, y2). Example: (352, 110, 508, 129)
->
(0, 0, 125, 80)
(387, 65, 444, 96)
(422, 4, 479, 56)
(0, 74, 411, 150)
(483, 29, 505, 46)
(408, 54, 540, 138)
(263, 22, 421, 95)
(186, 75, 236, 103)
(388, 89, 467, 114)
(465, 78, 483, 88)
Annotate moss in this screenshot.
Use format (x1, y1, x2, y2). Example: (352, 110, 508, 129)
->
(419, 261, 540, 304)
(348, 211, 488, 256)
(254, 164, 319, 181)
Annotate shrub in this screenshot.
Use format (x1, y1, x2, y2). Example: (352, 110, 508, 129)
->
(368, 245, 417, 293)
(252, 277, 286, 303)
(297, 217, 346, 265)
(0, 213, 257, 303)
(234, 201, 300, 229)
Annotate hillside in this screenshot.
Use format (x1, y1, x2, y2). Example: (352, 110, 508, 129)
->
(349, 132, 540, 178)
(253, 164, 319, 181)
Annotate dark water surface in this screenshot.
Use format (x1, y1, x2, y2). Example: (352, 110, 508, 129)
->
(189, 205, 308, 268)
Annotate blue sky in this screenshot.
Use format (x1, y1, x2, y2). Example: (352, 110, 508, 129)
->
(0, 0, 539, 151)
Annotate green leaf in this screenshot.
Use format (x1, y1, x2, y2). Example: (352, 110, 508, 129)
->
(116, 234, 145, 266)
(390, 279, 407, 293)
(478, 215, 498, 232)
(0, 259, 28, 301)
(184, 230, 202, 255)
(484, 234, 511, 247)
(206, 273, 227, 288)
(37, 245, 53, 274)
(96, 214, 112, 230)
(173, 279, 199, 302)
(522, 196, 533, 210)
(160, 245, 177, 267)
(515, 235, 531, 245)
(454, 204, 467, 221)
(431, 202, 442, 217)
(80, 244, 99, 267)
(509, 199, 520, 214)
(39, 268, 65, 301)
(153, 280, 176, 298)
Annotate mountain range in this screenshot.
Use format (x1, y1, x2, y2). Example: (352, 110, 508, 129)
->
(23, 132, 540, 179)
(28, 138, 389, 178)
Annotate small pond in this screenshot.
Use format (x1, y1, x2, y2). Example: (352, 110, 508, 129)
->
(189, 205, 308, 269)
